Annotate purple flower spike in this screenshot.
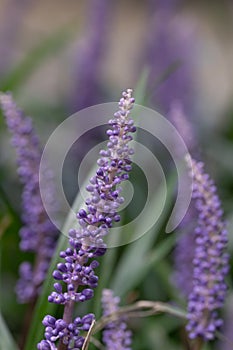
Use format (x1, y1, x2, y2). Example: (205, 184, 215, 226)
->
(71, 0, 111, 112)
(102, 289, 132, 350)
(0, 93, 58, 303)
(38, 89, 135, 349)
(144, 1, 197, 114)
(186, 158, 229, 341)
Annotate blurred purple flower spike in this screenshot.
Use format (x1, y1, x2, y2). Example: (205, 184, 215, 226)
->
(102, 289, 132, 350)
(145, 0, 197, 113)
(0, 93, 58, 303)
(186, 158, 229, 341)
(71, 0, 111, 112)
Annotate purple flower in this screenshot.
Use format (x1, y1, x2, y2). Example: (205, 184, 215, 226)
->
(101, 289, 132, 350)
(37, 314, 94, 350)
(186, 158, 229, 340)
(0, 93, 58, 303)
(38, 89, 136, 349)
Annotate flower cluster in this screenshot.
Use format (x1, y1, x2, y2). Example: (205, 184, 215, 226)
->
(186, 158, 229, 340)
(0, 93, 58, 303)
(48, 243, 101, 305)
(101, 289, 132, 350)
(38, 313, 94, 350)
(38, 89, 136, 349)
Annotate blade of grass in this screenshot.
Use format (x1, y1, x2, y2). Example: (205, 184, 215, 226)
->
(134, 68, 149, 106)
(0, 183, 20, 222)
(111, 174, 175, 297)
(92, 224, 124, 320)
(205, 136, 233, 174)
(0, 313, 18, 350)
(153, 260, 177, 300)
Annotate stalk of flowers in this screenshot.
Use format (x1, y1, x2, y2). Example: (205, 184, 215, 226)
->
(101, 289, 132, 350)
(71, 0, 111, 112)
(37, 89, 136, 350)
(0, 93, 58, 303)
(186, 157, 229, 341)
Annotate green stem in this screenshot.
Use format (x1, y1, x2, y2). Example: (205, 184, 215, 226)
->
(58, 299, 76, 350)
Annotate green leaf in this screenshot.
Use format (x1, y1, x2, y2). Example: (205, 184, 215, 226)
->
(0, 26, 75, 92)
(205, 136, 233, 174)
(134, 68, 149, 106)
(0, 313, 18, 350)
(0, 183, 21, 223)
(110, 175, 175, 297)
(153, 260, 177, 300)
(147, 233, 176, 266)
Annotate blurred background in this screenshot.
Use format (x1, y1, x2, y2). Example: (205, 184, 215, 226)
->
(0, 0, 233, 115)
(0, 0, 233, 349)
